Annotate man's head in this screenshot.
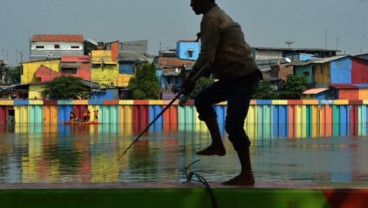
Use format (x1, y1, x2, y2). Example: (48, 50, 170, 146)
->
(190, 0, 215, 15)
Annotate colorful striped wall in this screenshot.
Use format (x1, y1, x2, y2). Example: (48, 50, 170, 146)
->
(1, 99, 368, 138)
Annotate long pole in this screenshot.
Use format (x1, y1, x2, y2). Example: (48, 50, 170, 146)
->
(117, 63, 209, 160)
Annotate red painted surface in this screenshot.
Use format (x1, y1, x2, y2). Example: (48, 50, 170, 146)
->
(352, 58, 368, 84)
(133, 101, 149, 132)
(349, 105, 359, 136)
(31, 34, 83, 42)
(111, 42, 119, 62)
(324, 105, 333, 136)
(287, 100, 303, 105)
(43, 100, 58, 105)
(0, 106, 6, 124)
(163, 105, 178, 131)
(103, 100, 119, 105)
(323, 189, 368, 208)
(288, 105, 295, 138)
(73, 105, 88, 119)
(61, 56, 90, 63)
(75, 62, 91, 80)
(339, 89, 360, 100)
(34, 65, 61, 82)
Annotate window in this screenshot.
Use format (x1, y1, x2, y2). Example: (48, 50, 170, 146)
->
(54, 44, 60, 49)
(35, 45, 44, 49)
(71, 46, 80, 49)
(303, 71, 310, 77)
(61, 68, 77, 74)
(188, 49, 194, 57)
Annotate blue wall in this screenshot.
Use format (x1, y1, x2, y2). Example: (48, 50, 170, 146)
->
(91, 89, 119, 100)
(119, 62, 135, 74)
(176, 41, 200, 61)
(330, 57, 352, 84)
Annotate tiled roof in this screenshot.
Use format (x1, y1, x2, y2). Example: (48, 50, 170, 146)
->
(303, 88, 329, 95)
(158, 57, 195, 68)
(31, 34, 84, 42)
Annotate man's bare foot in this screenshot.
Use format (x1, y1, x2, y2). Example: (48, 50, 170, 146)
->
(196, 144, 226, 156)
(222, 174, 255, 186)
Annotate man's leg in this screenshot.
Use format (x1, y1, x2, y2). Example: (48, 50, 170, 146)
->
(222, 77, 260, 185)
(194, 81, 228, 156)
(196, 115, 226, 156)
(223, 147, 254, 185)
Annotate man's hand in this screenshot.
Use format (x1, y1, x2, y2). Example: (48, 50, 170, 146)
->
(182, 78, 195, 96)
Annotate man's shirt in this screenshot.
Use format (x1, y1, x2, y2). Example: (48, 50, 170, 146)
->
(193, 4, 259, 80)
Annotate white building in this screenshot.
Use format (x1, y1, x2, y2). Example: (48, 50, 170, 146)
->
(29, 34, 84, 61)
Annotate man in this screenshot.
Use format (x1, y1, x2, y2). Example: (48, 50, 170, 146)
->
(183, 0, 262, 185)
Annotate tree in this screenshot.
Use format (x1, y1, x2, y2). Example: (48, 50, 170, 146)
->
(9, 66, 21, 84)
(41, 75, 88, 100)
(277, 74, 308, 99)
(128, 63, 161, 99)
(252, 80, 277, 99)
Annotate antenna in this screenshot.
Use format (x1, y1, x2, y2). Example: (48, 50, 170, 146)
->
(285, 39, 294, 49)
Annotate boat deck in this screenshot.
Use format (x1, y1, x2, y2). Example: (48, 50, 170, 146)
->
(1, 181, 367, 208)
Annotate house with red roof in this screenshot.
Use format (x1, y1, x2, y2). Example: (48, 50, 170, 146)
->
(30, 34, 84, 61)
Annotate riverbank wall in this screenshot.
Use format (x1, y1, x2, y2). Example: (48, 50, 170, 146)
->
(0, 99, 366, 137)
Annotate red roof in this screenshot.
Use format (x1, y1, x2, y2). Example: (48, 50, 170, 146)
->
(330, 84, 358, 89)
(159, 57, 195, 68)
(61, 55, 90, 63)
(303, 88, 329, 95)
(31, 34, 84, 42)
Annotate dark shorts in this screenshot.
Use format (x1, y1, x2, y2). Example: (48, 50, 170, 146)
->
(194, 70, 261, 151)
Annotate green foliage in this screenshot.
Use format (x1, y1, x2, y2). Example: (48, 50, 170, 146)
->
(128, 63, 161, 99)
(187, 76, 215, 99)
(41, 75, 87, 100)
(278, 74, 308, 99)
(252, 80, 277, 99)
(9, 66, 21, 84)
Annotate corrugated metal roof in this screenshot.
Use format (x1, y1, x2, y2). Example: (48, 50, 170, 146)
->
(291, 55, 347, 66)
(310, 55, 347, 64)
(253, 47, 339, 52)
(118, 51, 150, 61)
(303, 88, 329, 95)
(31, 34, 84, 42)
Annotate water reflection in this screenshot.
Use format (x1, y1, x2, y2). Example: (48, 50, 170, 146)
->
(0, 123, 367, 184)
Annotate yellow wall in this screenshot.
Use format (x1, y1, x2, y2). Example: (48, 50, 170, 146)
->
(21, 60, 60, 84)
(92, 65, 120, 86)
(359, 89, 368, 100)
(29, 84, 45, 99)
(91, 50, 120, 87)
(314, 63, 330, 85)
(118, 74, 133, 87)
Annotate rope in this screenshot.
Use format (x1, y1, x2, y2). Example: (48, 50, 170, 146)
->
(183, 160, 219, 208)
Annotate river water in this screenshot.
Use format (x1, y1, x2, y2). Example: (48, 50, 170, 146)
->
(0, 123, 367, 184)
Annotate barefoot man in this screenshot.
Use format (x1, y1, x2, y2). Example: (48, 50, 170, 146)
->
(183, 0, 262, 185)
